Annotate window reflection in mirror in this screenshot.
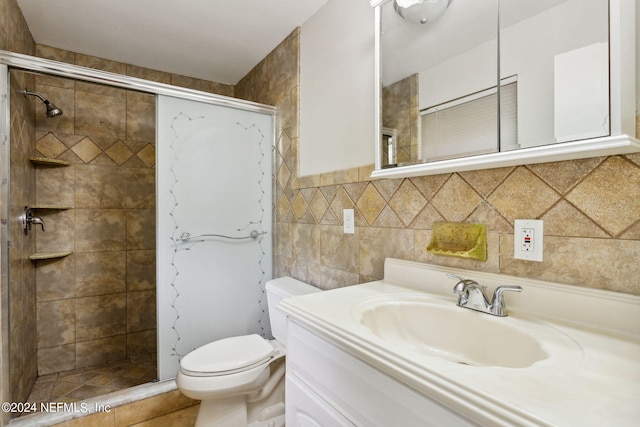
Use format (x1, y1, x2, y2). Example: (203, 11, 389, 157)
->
(379, 0, 610, 169)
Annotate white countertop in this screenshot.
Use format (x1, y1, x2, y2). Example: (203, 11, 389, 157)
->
(280, 258, 640, 427)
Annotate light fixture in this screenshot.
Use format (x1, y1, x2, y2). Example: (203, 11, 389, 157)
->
(393, 0, 452, 25)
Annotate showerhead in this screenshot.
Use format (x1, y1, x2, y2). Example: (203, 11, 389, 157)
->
(23, 89, 63, 118)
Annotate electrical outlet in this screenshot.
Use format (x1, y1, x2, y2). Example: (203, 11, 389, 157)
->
(343, 209, 355, 234)
(514, 219, 543, 262)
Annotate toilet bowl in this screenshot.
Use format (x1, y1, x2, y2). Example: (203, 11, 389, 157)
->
(176, 277, 320, 427)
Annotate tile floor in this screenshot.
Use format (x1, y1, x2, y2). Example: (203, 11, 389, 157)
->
(20, 357, 157, 416)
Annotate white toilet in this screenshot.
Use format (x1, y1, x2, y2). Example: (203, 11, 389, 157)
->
(176, 277, 320, 427)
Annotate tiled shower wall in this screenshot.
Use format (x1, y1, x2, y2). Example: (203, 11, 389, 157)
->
(240, 29, 640, 297)
(29, 66, 157, 376)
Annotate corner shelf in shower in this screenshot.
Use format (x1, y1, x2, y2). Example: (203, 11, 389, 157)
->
(29, 251, 72, 261)
(28, 157, 71, 167)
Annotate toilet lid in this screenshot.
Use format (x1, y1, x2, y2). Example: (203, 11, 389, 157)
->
(181, 334, 274, 375)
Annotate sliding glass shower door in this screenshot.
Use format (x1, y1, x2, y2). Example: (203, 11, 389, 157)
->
(156, 95, 273, 380)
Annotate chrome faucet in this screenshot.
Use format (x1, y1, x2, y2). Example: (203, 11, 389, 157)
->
(22, 207, 45, 234)
(448, 274, 522, 317)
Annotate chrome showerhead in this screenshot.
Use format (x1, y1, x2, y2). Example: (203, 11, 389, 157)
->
(23, 89, 63, 118)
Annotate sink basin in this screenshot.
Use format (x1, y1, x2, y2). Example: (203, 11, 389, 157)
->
(353, 297, 548, 368)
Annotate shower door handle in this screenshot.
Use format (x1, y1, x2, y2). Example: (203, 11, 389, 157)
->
(179, 230, 266, 242)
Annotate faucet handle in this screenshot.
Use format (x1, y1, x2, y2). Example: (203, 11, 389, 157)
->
(447, 274, 485, 291)
(490, 285, 523, 316)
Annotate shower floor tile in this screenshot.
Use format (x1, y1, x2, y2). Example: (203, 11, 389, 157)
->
(20, 357, 157, 417)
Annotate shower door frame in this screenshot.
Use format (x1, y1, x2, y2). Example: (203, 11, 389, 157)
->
(0, 49, 276, 406)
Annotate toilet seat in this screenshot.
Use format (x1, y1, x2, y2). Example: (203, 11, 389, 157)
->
(180, 334, 276, 377)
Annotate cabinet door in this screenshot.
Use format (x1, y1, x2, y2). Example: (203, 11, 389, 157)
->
(286, 374, 355, 427)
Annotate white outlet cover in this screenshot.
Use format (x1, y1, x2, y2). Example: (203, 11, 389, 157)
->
(343, 209, 355, 234)
(514, 219, 543, 262)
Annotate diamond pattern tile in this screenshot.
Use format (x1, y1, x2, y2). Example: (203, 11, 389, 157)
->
(389, 180, 427, 226)
(36, 133, 67, 159)
(277, 162, 291, 189)
(542, 200, 609, 238)
(459, 167, 513, 198)
(309, 190, 329, 222)
(528, 158, 602, 194)
(357, 183, 386, 225)
(291, 192, 309, 220)
(105, 140, 134, 166)
(136, 144, 156, 167)
(277, 193, 292, 220)
(373, 179, 402, 201)
(373, 205, 404, 227)
(431, 174, 483, 222)
(488, 167, 559, 222)
(329, 188, 355, 221)
(71, 137, 102, 164)
(566, 157, 640, 236)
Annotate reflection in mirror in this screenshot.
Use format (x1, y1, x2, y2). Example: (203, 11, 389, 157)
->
(380, 0, 499, 167)
(378, 0, 610, 170)
(500, 0, 609, 148)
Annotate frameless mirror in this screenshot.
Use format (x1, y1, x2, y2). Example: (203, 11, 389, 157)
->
(372, 0, 637, 178)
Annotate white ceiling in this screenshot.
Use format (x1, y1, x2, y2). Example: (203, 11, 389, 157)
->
(16, 0, 328, 85)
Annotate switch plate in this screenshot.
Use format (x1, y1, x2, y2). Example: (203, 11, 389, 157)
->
(514, 219, 543, 262)
(343, 209, 355, 234)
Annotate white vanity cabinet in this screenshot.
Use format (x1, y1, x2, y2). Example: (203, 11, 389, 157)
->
(285, 321, 473, 427)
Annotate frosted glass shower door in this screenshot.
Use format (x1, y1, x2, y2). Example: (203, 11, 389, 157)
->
(157, 95, 273, 380)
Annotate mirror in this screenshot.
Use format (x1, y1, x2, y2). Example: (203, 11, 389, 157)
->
(374, 0, 616, 173)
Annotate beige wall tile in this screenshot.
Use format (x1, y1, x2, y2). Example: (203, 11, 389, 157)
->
(76, 335, 127, 369)
(319, 225, 359, 273)
(75, 165, 127, 208)
(129, 404, 198, 427)
(76, 294, 126, 341)
(126, 208, 155, 250)
(52, 405, 115, 426)
(359, 227, 414, 279)
(37, 344, 76, 376)
(126, 330, 156, 358)
(75, 90, 126, 140)
(500, 235, 640, 295)
(565, 156, 640, 236)
(126, 99, 155, 143)
(127, 290, 156, 333)
(36, 255, 76, 301)
(35, 209, 75, 253)
(37, 299, 76, 348)
(75, 53, 127, 75)
(125, 169, 155, 209)
(75, 252, 126, 297)
(35, 163, 75, 206)
(113, 389, 198, 427)
(126, 250, 156, 291)
(75, 209, 127, 252)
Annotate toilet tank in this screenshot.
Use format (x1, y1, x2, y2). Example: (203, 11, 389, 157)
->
(266, 277, 320, 343)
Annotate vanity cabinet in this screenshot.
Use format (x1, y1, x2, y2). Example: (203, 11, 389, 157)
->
(285, 321, 472, 427)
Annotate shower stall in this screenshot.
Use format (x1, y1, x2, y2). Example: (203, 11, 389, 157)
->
(0, 51, 274, 415)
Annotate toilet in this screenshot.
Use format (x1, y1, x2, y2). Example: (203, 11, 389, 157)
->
(176, 277, 320, 427)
